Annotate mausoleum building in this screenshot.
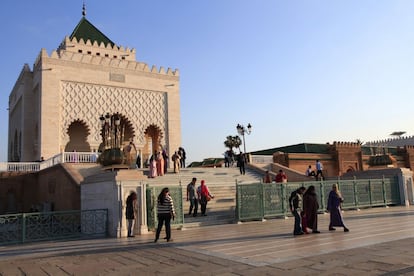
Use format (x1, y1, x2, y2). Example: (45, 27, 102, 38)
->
(8, 13, 180, 164)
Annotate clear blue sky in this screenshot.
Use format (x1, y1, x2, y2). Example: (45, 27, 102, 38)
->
(1, 1, 414, 164)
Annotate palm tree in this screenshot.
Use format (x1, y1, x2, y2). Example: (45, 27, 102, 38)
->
(224, 135, 242, 152)
(355, 139, 364, 145)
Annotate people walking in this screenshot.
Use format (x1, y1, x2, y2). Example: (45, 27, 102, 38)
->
(198, 180, 214, 216)
(187, 177, 198, 217)
(136, 153, 141, 169)
(178, 147, 186, 168)
(315, 160, 324, 180)
(154, 187, 176, 242)
(289, 186, 306, 236)
(172, 151, 180, 173)
(263, 170, 272, 183)
(156, 151, 164, 176)
(149, 155, 157, 178)
(327, 184, 349, 232)
(237, 152, 246, 175)
(303, 185, 320, 234)
(275, 169, 288, 183)
(224, 151, 230, 168)
(125, 191, 137, 237)
(162, 148, 168, 173)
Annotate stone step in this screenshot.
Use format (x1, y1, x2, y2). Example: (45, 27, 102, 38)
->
(145, 167, 261, 229)
(143, 167, 262, 186)
(181, 209, 236, 228)
(182, 218, 235, 228)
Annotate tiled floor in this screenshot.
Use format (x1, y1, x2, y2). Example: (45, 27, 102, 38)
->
(1, 206, 414, 275)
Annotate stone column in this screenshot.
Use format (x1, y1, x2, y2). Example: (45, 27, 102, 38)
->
(397, 168, 414, 206)
(138, 183, 148, 234)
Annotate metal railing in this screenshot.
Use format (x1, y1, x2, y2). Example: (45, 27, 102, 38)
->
(0, 209, 108, 245)
(0, 152, 100, 172)
(146, 185, 183, 230)
(236, 177, 400, 222)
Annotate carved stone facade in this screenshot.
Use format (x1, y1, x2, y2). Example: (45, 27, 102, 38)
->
(8, 16, 180, 164)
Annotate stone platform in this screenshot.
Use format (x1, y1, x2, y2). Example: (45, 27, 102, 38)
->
(1, 206, 414, 275)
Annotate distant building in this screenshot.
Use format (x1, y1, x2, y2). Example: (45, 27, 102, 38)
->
(8, 11, 180, 163)
(251, 142, 414, 178)
(365, 136, 414, 148)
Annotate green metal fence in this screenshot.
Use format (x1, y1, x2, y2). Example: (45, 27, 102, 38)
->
(0, 209, 108, 245)
(146, 185, 183, 230)
(236, 177, 400, 222)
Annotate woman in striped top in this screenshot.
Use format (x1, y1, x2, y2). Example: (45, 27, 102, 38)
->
(154, 187, 176, 242)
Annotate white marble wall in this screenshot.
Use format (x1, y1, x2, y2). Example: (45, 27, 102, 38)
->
(81, 171, 149, 237)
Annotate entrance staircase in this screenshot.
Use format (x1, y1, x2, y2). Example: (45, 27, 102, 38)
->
(145, 167, 262, 228)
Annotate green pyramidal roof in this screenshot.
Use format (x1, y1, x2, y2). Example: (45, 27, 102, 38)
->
(70, 17, 115, 47)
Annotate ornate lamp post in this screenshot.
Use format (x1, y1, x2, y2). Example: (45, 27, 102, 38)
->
(236, 123, 252, 154)
(98, 112, 125, 166)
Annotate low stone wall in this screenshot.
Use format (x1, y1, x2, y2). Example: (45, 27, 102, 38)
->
(0, 164, 80, 214)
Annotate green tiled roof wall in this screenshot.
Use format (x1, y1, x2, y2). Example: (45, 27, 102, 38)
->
(70, 17, 115, 47)
(250, 143, 330, 155)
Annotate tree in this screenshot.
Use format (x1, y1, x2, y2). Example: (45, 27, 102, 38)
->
(224, 135, 242, 152)
(355, 139, 364, 145)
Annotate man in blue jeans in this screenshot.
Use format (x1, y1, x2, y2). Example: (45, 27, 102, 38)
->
(186, 177, 198, 217)
(289, 187, 306, 235)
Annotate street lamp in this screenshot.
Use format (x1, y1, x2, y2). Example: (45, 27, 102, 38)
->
(98, 112, 125, 166)
(236, 123, 252, 154)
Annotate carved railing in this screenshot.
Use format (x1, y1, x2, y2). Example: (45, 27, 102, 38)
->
(236, 177, 401, 222)
(0, 209, 108, 245)
(0, 152, 100, 172)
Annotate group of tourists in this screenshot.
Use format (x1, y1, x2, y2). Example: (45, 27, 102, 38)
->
(153, 178, 213, 243)
(148, 148, 169, 178)
(289, 183, 349, 236)
(171, 147, 186, 173)
(186, 178, 214, 217)
(125, 187, 177, 242)
(223, 150, 248, 175)
(305, 160, 324, 181)
(223, 150, 234, 167)
(147, 147, 186, 177)
(263, 169, 288, 183)
(125, 177, 214, 243)
(126, 163, 349, 242)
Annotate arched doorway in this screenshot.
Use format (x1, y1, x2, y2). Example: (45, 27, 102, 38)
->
(65, 120, 91, 152)
(143, 124, 163, 166)
(346, 166, 355, 173)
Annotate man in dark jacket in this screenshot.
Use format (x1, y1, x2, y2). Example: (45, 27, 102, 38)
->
(126, 191, 137, 237)
(289, 187, 306, 235)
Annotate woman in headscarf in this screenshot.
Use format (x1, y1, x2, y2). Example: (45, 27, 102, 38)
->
(156, 151, 164, 176)
(198, 180, 214, 216)
(154, 187, 175, 242)
(149, 154, 157, 178)
(303, 185, 320, 234)
(327, 183, 349, 232)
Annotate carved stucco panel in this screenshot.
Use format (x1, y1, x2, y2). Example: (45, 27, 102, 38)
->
(60, 81, 167, 148)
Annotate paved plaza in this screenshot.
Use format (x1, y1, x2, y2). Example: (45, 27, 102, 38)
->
(1, 206, 414, 275)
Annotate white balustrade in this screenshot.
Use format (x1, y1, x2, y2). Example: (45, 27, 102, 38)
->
(0, 152, 101, 172)
(250, 155, 273, 164)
